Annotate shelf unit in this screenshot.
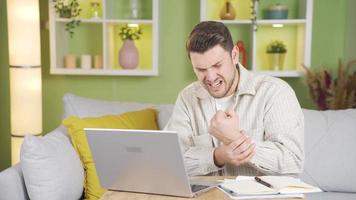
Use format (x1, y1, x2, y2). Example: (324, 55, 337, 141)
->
(49, 0, 159, 76)
(200, 0, 313, 77)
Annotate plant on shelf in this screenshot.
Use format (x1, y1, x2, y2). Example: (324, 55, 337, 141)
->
(118, 24, 143, 41)
(266, 40, 287, 54)
(304, 59, 356, 110)
(52, 0, 82, 37)
(266, 40, 287, 70)
(118, 24, 143, 69)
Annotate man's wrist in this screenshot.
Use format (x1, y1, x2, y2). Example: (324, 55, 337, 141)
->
(213, 147, 225, 168)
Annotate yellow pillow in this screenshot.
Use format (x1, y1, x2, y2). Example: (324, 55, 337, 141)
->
(63, 108, 159, 200)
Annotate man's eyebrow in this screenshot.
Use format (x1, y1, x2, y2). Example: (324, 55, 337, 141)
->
(213, 60, 223, 66)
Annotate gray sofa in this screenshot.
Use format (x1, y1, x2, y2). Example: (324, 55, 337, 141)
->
(0, 93, 355, 199)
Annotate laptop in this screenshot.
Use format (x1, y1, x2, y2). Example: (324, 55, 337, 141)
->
(85, 128, 218, 197)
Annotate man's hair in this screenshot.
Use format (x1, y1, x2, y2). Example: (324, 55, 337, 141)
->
(186, 21, 234, 58)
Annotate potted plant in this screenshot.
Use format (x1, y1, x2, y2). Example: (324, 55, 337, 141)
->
(266, 40, 287, 70)
(118, 24, 142, 69)
(304, 59, 356, 110)
(52, 0, 82, 37)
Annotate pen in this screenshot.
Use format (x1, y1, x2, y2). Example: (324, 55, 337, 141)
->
(254, 177, 273, 189)
(218, 185, 237, 196)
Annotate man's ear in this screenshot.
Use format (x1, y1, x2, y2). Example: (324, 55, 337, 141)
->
(231, 45, 239, 65)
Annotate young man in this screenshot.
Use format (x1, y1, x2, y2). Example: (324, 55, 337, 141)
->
(165, 21, 304, 176)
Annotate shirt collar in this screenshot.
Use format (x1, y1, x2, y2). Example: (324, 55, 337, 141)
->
(237, 63, 256, 96)
(195, 63, 257, 99)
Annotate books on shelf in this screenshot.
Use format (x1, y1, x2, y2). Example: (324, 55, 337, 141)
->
(218, 176, 322, 199)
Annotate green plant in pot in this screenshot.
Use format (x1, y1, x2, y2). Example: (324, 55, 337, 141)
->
(52, 0, 82, 37)
(118, 24, 143, 69)
(266, 40, 287, 70)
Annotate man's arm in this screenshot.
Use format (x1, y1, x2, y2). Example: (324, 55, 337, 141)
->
(249, 85, 304, 175)
(164, 93, 220, 176)
(209, 84, 304, 175)
(213, 132, 255, 167)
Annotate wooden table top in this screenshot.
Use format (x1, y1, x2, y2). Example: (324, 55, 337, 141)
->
(99, 176, 306, 200)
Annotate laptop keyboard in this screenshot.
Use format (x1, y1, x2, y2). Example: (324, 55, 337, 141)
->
(190, 184, 210, 193)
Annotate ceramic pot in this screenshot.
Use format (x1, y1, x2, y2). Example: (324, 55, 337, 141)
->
(119, 40, 139, 69)
(220, 0, 236, 20)
(268, 53, 286, 70)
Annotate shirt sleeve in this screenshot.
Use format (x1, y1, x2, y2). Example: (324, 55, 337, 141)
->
(249, 84, 305, 176)
(164, 93, 221, 176)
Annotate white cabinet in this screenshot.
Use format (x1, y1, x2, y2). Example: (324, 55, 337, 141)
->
(200, 0, 313, 77)
(49, 0, 159, 76)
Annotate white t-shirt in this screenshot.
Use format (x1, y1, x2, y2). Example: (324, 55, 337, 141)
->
(214, 94, 234, 112)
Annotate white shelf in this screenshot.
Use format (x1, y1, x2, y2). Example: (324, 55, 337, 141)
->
(49, 0, 159, 76)
(257, 19, 307, 25)
(105, 19, 153, 24)
(200, 0, 313, 77)
(56, 18, 104, 23)
(215, 20, 252, 24)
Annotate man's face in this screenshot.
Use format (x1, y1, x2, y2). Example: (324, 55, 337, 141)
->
(190, 45, 239, 98)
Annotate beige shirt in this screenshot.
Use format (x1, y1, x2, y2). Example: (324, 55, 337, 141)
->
(165, 66, 304, 176)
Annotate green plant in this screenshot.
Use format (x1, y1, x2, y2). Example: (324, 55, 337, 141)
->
(118, 24, 142, 41)
(266, 40, 287, 53)
(52, 0, 82, 37)
(304, 59, 356, 110)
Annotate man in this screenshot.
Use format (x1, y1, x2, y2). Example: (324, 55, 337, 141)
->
(165, 21, 304, 177)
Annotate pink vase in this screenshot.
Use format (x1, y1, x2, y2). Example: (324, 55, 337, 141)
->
(119, 40, 139, 69)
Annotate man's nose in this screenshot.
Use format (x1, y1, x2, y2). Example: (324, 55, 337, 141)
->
(205, 68, 217, 81)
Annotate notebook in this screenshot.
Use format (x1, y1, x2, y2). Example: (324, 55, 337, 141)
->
(85, 128, 218, 197)
(219, 176, 321, 199)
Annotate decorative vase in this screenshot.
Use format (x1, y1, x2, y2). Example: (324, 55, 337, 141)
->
(220, 0, 236, 20)
(265, 3, 288, 19)
(129, 0, 142, 19)
(268, 53, 286, 70)
(119, 40, 139, 69)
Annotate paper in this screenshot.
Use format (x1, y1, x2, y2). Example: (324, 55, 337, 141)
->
(218, 176, 321, 199)
(218, 186, 304, 200)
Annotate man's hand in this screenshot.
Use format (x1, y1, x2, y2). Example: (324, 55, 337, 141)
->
(213, 131, 256, 167)
(209, 109, 240, 144)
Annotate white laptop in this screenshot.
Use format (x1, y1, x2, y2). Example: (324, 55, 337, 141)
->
(85, 128, 218, 197)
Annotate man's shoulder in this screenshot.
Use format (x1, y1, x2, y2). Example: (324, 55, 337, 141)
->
(253, 73, 292, 93)
(179, 81, 203, 97)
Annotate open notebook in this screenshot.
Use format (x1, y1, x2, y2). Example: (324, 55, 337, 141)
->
(219, 176, 321, 199)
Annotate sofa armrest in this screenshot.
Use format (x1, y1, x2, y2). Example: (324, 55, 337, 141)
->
(0, 163, 29, 200)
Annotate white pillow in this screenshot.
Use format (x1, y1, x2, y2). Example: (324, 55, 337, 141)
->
(301, 108, 356, 192)
(62, 93, 174, 129)
(21, 129, 84, 200)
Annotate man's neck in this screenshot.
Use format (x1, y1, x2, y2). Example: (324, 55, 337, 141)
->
(226, 64, 240, 96)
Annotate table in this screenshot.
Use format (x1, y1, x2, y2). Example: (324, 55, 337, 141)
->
(100, 176, 306, 200)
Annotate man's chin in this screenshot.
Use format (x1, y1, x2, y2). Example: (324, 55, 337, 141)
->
(208, 90, 226, 98)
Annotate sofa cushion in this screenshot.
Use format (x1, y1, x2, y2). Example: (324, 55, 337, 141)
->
(63, 108, 159, 200)
(301, 109, 356, 192)
(0, 163, 29, 200)
(63, 93, 173, 129)
(305, 192, 356, 200)
(20, 129, 84, 200)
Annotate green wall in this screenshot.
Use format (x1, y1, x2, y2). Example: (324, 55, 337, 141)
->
(345, 0, 356, 62)
(0, 0, 11, 170)
(0, 0, 351, 170)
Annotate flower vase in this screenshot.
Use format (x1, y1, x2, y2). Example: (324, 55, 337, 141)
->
(119, 40, 139, 69)
(268, 53, 286, 70)
(220, 0, 236, 20)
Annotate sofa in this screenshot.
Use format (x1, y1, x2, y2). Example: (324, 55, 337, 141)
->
(0, 93, 355, 200)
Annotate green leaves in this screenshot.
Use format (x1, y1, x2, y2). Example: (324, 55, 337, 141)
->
(118, 25, 142, 41)
(266, 40, 287, 53)
(53, 0, 82, 38)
